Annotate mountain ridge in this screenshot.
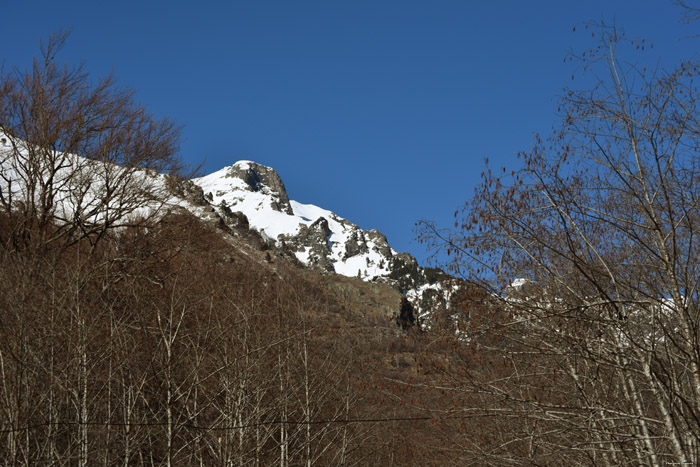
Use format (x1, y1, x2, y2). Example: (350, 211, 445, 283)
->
(0, 133, 450, 317)
(190, 160, 437, 288)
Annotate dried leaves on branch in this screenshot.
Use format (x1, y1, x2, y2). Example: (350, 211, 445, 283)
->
(0, 31, 182, 253)
(417, 22, 700, 465)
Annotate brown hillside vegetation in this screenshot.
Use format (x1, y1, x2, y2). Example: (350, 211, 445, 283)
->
(0, 210, 469, 466)
(0, 32, 469, 465)
(416, 20, 700, 466)
(2, 208, 641, 466)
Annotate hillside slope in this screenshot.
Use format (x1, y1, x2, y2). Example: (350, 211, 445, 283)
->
(190, 161, 449, 305)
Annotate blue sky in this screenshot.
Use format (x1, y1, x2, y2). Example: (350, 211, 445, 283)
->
(1, 1, 697, 266)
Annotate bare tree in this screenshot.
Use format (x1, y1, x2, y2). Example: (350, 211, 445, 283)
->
(418, 22, 700, 465)
(0, 31, 181, 253)
(0, 32, 437, 467)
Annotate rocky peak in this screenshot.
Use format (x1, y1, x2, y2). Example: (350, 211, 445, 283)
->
(280, 217, 336, 274)
(191, 159, 452, 318)
(224, 161, 293, 215)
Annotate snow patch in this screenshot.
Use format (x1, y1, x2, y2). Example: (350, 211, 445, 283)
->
(192, 163, 396, 280)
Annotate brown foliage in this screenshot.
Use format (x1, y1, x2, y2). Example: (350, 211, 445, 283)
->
(416, 21, 700, 466)
(0, 211, 386, 465)
(0, 31, 182, 255)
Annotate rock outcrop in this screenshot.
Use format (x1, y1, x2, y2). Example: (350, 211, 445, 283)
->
(223, 161, 293, 215)
(191, 159, 451, 319)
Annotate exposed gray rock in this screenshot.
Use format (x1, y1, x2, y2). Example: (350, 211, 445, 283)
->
(310, 217, 332, 239)
(280, 217, 335, 273)
(200, 205, 222, 224)
(166, 175, 208, 206)
(218, 205, 250, 231)
(344, 231, 368, 259)
(224, 162, 293, 215)
(367, 229, 392, 257)
(388, 252, 422, 293)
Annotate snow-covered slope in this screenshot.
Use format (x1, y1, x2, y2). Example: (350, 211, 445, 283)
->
(0, 135, 201, 229)
(193, 161, 397, 280)
(1, 135, 448, 314)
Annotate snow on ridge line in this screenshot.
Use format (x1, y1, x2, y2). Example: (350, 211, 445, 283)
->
(192, 162, 396, 279)
(193, 164, 341, 240)
(0, 139, 197, 226)
(0, 139, 399, 281)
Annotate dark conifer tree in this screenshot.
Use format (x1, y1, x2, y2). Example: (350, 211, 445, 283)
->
(396, 296, 416, 329)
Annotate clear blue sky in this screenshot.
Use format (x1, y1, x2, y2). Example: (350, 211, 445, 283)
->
(2, 1, 697, 265)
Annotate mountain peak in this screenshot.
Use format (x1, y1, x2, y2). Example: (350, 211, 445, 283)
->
(191, 159, 446, 307)
(193, 160, 401, 280)
(226, 161, 292, 215)
(197, 160, 293, 215)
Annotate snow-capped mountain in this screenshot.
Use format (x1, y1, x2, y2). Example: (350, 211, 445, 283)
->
(0, 131, 448, 310)
(192, 160, 422, 285)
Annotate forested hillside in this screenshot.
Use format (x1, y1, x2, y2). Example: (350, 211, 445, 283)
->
(4, 13, 700, 465)
(0, 208, 437, 465)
